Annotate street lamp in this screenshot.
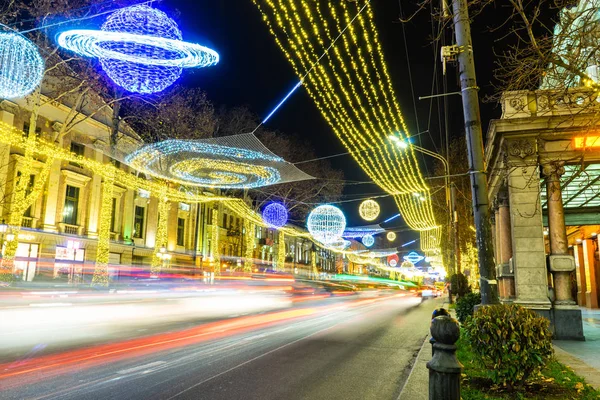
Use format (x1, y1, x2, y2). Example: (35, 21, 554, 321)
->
(389, 135, 457, 277)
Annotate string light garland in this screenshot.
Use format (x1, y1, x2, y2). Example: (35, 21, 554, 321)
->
(262, 202, 288, 228)
(125, 139, 286, 189)
(57, 5, 218, 94)
(251, 0, 441, 255)
(277, 232, 286, 270)
(387, 231, 397, 242)
(92, 174, 114, 285)
(0, 31, 44, 99)
(307, 205, 346, 245)
(211, 208, 220, 273)
(362, 234, 374, 247)
(358, 199, 380, 221)
(151, 191, 170, 274)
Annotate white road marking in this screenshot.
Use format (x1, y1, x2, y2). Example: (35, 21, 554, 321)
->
(117, 361, 167, 375)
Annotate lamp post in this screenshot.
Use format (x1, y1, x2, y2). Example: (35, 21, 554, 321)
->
(389, 136, 459, 295)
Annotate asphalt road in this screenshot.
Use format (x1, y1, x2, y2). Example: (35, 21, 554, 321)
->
(1, 294, 441, 400)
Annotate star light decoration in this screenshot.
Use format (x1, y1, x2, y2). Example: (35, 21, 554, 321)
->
(252, 0, 441, 254)
(359, 199, 380, 221)
(262, 202, 288, 228)
(307, 205, 346, 245)
(362, 234, 375, 247)
(387, 231, 396, 242)
(58, 5, 219, 94)
(125, 140, 284, 189)
(0, 31, 44, 99)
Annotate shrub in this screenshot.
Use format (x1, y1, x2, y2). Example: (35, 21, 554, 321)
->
(455, 291, 481, 323)
(464, 304, 553, 390)
(449, 273, 470, 298)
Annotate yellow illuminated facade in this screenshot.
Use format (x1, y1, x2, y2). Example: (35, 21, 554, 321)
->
(252, 0, 440, 253)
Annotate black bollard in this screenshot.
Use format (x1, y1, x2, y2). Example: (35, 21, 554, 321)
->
(426, 316, 462, 400)
(430, 308, 450, 356)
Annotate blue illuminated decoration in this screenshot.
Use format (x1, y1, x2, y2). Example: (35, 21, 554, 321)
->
(0, 31, 44, 99)
(307, 205, 346, 245)
(262, 203, 288, 228)
(57, 5, 219, 93)
(401, 239, 417, 247)
(403, 251, 425, 264)
(125, 140, 283, 189)
(383, 213, 401, 223)
(362, 234, 374, 247)
(262, 81, 302, 124)
(342, 225, 384, 239)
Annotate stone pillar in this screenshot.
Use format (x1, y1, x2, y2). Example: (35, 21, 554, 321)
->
(497, 190, 515, 301)
(492, 205, 504, 298)
(583, 239, 599, 309)
(573, 243, 586, 306)
(542, 162, 575, 305)
(506, 163, 550, 310)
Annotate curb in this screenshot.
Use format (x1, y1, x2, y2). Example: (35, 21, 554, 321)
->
(553, 345, 600, 390)
(397, 334, 430, 400)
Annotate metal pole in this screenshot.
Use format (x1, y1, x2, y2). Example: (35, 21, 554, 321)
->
(450, 0, 498, 304)
(450, 183, 461, 274)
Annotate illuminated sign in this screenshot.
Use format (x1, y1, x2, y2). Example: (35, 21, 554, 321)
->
(574, 136, 600, 149)
(403, 251, 425, 264)
(17, 233, 35, 241)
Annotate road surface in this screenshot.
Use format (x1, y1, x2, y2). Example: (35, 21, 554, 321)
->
(0, 293, 440, 400)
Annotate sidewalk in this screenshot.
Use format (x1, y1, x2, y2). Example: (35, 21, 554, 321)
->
(553, 307, 600, 389)
(398, 305, 600, 400)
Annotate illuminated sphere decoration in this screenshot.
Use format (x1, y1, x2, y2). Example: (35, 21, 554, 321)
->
(0, 31, 44, 99)
(362, 234, 375, 247)
(307, 205, 346, 245)
(262, 203, 288, 228)
(57, 5, 219, 94)
(387, 231, 397, 242)
(359, 199, 380, 221)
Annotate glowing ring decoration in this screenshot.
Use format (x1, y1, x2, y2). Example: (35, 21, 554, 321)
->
(57, 30, 219, 68)
(0, 31, 44, 99)
(387, 231, 397, 242)
(359, 199, 380, 221)
(125, 140, 283, 189)
(307, 205, 346, 245)
(262, 203, 288, 228)
(362, 234, 375, 247)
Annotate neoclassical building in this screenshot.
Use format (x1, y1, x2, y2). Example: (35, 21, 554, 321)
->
(486, 89, 600, 340)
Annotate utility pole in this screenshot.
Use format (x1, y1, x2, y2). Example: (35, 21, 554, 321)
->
(450, 0, 498, 304)
(450, 183, 461, 275)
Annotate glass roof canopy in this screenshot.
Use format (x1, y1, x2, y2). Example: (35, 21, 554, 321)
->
(540, 164, 600, 209)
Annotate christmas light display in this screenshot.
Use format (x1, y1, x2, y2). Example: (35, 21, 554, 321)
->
(387, 231, 396, 242)
(388, 254, 399, 267)
(252, 0, 441, 254)
(403, 251, 425, 264)
(0, 31, 44, 99)
(362, 234, 374, 247)
(342, 224, 384, 239)
(211, 208, 220, 272)
(244, 219, 255, 272)
(91, 174, 114, 285)
(359, 199, 380, 221)
(151, 191, 170, 274)
(277, 232, 286, 270)
(262, 202, 288, 228)
(57, 5, 219, 93)
(307, 205, 346, 244)
(125, 140, 284, 189)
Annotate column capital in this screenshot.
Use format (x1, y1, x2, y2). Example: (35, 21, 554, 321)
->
(497, 189, 510, 207)
(542, 161, 566, 181)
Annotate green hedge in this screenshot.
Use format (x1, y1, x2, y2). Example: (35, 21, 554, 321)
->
(456, 291, 481, 323)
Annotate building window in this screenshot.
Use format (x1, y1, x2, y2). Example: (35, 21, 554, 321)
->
(222, 213, 227, 228)
(177, 217, 185, 246)
(63, 185, 79, 225)
(133, 206, 145, 238)
(110, 197, 117, 232)
(70, 142, 84, 167)
(22, 123, 41, 137)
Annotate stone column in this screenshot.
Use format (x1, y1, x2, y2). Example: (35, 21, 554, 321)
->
(497, 190, 515, 301)
(573, 243, 586, 306)
(542, 162, 575, 306)
(86, 146, 104, 238)
(506, 163, 550, 309)
(492, 204, 504, 298)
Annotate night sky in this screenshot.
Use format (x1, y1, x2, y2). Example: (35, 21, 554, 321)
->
(159, 1, 538, 249)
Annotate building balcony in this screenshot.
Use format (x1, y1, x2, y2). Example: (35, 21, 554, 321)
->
(58, 223, 83, 236)
(21, 217, 38, 229)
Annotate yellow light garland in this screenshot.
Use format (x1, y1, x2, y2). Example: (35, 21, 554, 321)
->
(92, 173, 114, 285)
(151, 188, 170, 274)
